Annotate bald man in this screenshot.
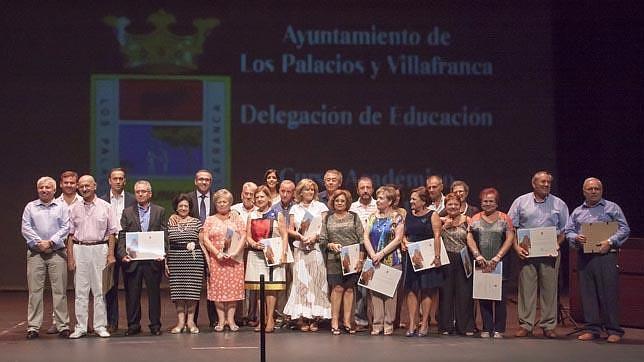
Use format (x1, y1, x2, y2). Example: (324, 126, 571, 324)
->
(67, 175, 118, 339)
(564, 177, 630, 343)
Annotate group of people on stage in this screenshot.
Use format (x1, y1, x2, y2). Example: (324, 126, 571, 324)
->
(22, 167, 630, 343)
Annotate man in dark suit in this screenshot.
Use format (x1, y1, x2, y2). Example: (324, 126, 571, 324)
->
(100, 168, 136, 333)
(187, 169, 217, 329)
(116, 180, 167, 336)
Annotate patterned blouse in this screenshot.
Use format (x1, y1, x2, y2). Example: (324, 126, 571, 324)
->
(468, 212, 514, 260)
(366, 212, 403, 266)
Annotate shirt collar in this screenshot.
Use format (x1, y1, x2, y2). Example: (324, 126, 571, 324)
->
(36, 199, 57, 207)
(582, 198, 606, 208)
(138, 203, 150, 212)
(110, 190, 124, 199)
(532, 193, 549, 204)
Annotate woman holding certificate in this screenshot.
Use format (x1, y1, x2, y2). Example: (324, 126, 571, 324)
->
(284, 179, 331, 332)
(319, 189, 364, 335)
(245, 185, 288, 332)
(166, 194, 205, 334)
(363, 186, 404, 336)
(433, 193, 475, 336)
(401, 187, 444, 337)
(467, 188, 514, 338)
(202, 189, 246, 332)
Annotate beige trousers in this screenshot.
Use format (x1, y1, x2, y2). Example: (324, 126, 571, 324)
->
(27, 250, 69, 332)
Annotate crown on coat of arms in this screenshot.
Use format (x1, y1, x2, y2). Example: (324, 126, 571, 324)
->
(103, 9, 219, 73)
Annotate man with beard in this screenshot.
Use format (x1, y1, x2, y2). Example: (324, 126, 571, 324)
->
(349, 176, 377, 329)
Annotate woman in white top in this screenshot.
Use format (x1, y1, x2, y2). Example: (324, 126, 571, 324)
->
(283, 178, 331, 331)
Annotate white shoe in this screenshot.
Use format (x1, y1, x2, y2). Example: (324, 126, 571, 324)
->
(95, 327, 111, 338)
(493, 332, 504, 339)
(69, 329, 87, 339)
(480, 331, 490, 338)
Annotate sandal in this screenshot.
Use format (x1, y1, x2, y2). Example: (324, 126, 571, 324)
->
(300, 324, 310, 332)
(342, 325, 356, 335)
(309, 321, 319, 332)
(170, 326, 185, 334)
(331, 328, 341, 335)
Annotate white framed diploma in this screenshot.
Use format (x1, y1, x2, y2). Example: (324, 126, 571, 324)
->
(581, 221, 618, 254)
(125, 231, 165, 260)
(260, 236, 294, 266)
(357, 258, 402, 298)
(406, 238, 450, 272)
(516, 226, 558, 257)
(473, 261, 503, 301)
(341, 243, 361, 275)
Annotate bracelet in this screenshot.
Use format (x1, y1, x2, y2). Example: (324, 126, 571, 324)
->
(434, 255, 441, 260)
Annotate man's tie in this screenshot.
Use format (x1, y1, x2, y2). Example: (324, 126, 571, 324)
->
(199, 194, 207, 223)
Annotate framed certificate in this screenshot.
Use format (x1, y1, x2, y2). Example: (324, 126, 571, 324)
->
(460, 247, 472, 279)
(341, 244, 361, 275)
(516, 226, 558, 257)
(581, 221, 618, 254)
(406, 238, 450, 272)
(222, 228, 244, 263)
(473, 261, 502, 301)
(125, 231, 165, 260)
(357, 258, 402, 298)
(293, 212, 323, 251)
(260, 237, 294, 266)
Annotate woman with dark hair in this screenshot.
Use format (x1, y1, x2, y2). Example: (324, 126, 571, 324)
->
(401, 187, 444, 337)
(166, 193, 205, 334)
(263, 168, 280, 205)
(467, 188, 514, 338)
(433, 192, 475, 336)
(319, 189, 364, 335)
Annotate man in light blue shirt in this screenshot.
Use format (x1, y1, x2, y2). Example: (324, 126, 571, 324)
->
(564, 177, 629, 343)
(21, 176, 71, 339)
(509, 171, 568, 338)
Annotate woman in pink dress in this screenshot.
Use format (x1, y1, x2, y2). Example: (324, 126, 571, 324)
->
(202, 189, 247, 332)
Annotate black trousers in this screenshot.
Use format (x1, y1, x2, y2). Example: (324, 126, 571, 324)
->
(124, 261, 162, 330)
(194, 262, 217, 325)
(105, 258, 122, 327)
(438, 251, 474, 334)
(578, 252, 623, 336)
(479, 283, 509, 333)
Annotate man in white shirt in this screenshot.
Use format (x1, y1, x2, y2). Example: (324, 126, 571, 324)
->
(350, 176, 377, 227)
(426, 175, 445, 213)
(45, 170, 82, 334)
(231, 182, 258, 223)
(349, 176, 377, 329)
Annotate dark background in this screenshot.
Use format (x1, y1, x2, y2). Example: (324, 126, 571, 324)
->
(1, 1, 642, 289)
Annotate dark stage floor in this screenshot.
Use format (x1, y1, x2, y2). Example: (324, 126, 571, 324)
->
(2, 291, 643, 362)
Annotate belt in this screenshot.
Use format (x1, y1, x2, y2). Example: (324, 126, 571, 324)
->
(73, 240, 108, 246)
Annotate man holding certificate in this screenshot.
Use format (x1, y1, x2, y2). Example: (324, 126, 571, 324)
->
(117, 180, 167, 336)
(564, 177, 630, 343)
(508, 171, 569, 338)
